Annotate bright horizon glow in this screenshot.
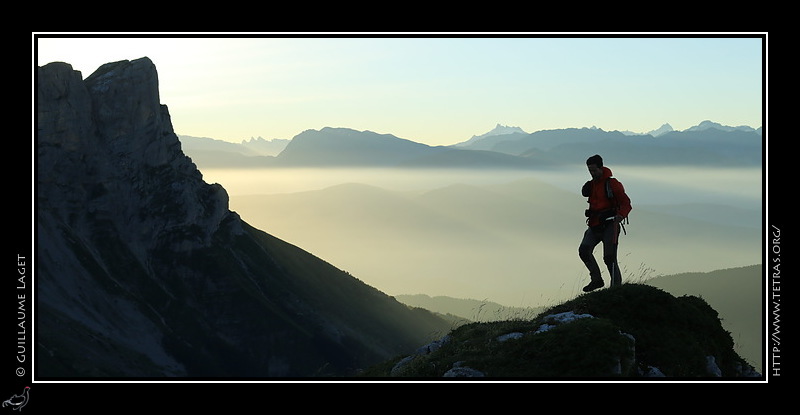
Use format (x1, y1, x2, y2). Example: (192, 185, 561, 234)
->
(34, 34, 765, 146)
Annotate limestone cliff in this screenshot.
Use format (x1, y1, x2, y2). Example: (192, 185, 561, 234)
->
(36, 58, 450, 377)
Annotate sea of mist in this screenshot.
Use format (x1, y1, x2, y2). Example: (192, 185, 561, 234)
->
(201, 165, 763, 308)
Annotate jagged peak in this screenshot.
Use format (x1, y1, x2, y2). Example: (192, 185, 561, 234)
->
(37, 56, 235, 253)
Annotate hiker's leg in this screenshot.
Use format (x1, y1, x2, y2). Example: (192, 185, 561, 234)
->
(602, 224, 622, 286)
(579, 227, 602, 282)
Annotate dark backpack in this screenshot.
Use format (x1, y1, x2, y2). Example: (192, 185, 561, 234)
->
(605, 177, 629, 233)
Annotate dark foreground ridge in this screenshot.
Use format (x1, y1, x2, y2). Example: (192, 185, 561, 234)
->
(362, 284, 761, 379)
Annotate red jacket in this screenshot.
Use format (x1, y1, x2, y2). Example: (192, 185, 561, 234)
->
(583, 166, 632, 227)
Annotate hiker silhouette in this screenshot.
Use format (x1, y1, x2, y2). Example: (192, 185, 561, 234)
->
(578, 154, 632, 292)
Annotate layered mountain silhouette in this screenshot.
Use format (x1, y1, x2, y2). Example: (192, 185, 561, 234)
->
(451, 123, 529, 150)
(179, 135, 289, 157)
(179, 121, 762, 169)
(177, 135, 286, 167)
(448, 122, 761, 166)
(36, 58, 453, 377)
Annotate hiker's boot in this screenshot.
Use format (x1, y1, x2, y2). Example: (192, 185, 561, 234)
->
(583, 279, 604, 292)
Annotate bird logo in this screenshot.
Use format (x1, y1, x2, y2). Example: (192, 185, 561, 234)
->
(2, 387, 29, 411)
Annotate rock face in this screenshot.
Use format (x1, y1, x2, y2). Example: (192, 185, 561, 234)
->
(38, 59, 231, 263)
(36, 58, 450, 377)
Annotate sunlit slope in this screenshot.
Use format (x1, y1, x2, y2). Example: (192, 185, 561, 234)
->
(229, 176, 761, 307)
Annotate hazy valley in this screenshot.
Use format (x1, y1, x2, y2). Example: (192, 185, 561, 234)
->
(198, 165, 762, 308)
(180, 122, 764, 374)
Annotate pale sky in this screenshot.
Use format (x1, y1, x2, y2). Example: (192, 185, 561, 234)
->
(34, 34, 765, 146)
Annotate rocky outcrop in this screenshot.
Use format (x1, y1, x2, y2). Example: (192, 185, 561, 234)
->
(38, 59, 233, 258)
(368, 284, 762, 379)
(36, 58, 451, 377)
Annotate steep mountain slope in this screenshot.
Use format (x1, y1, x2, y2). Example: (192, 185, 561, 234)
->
(36, 58, 452, 377)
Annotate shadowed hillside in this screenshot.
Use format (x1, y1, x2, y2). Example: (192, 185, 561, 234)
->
(36, 58, 453, 378)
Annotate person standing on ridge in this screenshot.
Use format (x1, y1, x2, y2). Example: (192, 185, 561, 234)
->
(579, 154, 632, 292)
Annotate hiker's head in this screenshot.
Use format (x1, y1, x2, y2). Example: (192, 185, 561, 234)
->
(586, 154, 603, 179)
(586, 154, 603, 168)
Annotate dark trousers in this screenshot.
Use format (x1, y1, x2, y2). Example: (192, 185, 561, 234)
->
(578, 222, 622, 286)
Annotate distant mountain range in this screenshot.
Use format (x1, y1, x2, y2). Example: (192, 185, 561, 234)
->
(179, 135, 290, 157)
(452, 123, 529, 148)
(179, 120, 763, 169)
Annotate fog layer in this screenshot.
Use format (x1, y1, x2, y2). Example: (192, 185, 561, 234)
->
(202, 166, 762, 307)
